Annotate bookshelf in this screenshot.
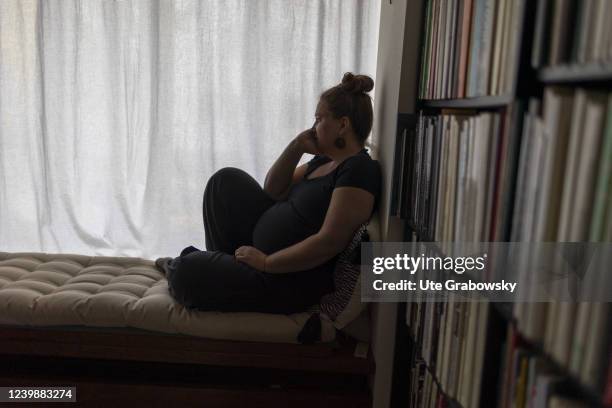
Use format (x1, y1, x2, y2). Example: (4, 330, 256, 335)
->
(390, 0, 612, 407)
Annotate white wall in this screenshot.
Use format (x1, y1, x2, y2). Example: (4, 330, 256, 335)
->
(370, 0, 423, 406)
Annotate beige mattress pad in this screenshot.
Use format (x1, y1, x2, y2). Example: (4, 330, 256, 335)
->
(0, 252, 335, 343)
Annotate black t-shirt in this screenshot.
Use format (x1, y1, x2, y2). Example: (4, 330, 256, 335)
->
(252, 148, 381, 255)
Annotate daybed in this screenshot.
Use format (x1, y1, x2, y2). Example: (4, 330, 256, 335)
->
(0, 252, 373, 407)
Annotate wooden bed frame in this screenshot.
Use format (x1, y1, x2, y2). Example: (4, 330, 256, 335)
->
(0, 326, 374, 407)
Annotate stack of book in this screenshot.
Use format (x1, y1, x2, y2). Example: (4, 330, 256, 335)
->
(406, 296, 612, 408)
(418, 0, 525, 100)
(406, 296, 491, 408)
(510, 87, 612, 400)
(510, 88, 612, 245)
(391, 107, 524, 243)
(395, 94, 612, 405)
(394, 88, 612, 243)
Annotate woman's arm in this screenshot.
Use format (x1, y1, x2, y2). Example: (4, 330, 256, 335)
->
(235, 187, 374, 273)
(264, 128, 320, 201)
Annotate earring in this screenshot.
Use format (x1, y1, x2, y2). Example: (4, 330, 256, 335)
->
(334, 137, 346, 149)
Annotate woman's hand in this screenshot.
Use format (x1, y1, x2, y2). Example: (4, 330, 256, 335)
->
(234, 246, 268, 271)
(294, 126, 320, 155)
(263, 125, 316, 201)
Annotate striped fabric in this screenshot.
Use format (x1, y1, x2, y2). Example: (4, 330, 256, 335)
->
(319, 223, 368, 325)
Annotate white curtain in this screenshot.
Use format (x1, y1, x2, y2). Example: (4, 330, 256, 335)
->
(0, 0, 380, 259)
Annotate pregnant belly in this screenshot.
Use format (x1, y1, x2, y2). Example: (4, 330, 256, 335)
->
(252, 201, 317, 254)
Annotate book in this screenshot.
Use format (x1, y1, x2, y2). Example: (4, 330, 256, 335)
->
(532, 374, 562, 408)
(568, 91, 607, 241)
(496, 101, 525, 241)
(390, 127, 407, 217)
(556, 89, 586, 242)
(482, 113, 502, 241)
(534, 87, 573, 242)
(420, 0, 434, 99)
(444, 116, 461, 241)
(548, 0, 572, 65)
(470, 301, 489, 408)
(591, 0, 608, 62)
(444, 0, 453, 98)
(581, 301, 612, 389)
(589, 95, 612, 241)
(604, 353, 612, 406)
(489, 0, 505, 95)
(548, 395, 591, 408)
(436, 296, 449, 382)
(502, 0, 524, 93)
(467, 0, 485, 97)
(573, 0, 595, 64)
(569, 301, 592, 377)
(448, 0, 457, 97)
(434, 117, 450, 241)
(531, 0, 551, 68)
(454, 118, 469, 240)
(510, 100, 538, 242)
(401, 129, 417, 219)
(457, 0, 474, 98)
(498, 0, 513, 94)
(440, 295, 456, 389)
(430, 0, 439, 98)
(447, 301, 467, 398)
(473, 113, 492, 241)
(515, 353, 530, 408)
(452, 0, 464, 98)
(436, 0, 447, 98)
(487, 106, 510, 241)
(429, 121, 442, 239)
(457, 300, 479, 406)
(461, 117, 476, 241)
(477, 0, 495, 96)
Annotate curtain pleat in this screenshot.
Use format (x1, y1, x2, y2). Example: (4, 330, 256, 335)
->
(0, 0, 380, 259)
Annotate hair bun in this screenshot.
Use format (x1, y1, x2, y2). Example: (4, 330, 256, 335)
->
(340, 72, 374, 94)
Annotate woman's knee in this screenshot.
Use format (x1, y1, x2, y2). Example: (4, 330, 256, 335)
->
(213, 167, 249, 179)
(204, 167, 260, 212)
(206, 167, 250, 190)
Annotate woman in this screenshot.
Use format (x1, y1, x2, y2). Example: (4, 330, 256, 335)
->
(162, 72, 381, 314)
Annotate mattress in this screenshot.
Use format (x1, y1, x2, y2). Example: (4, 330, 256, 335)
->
(0, 252, 336, 343)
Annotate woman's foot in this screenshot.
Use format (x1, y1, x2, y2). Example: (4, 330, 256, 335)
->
(155, 257, 173, 274)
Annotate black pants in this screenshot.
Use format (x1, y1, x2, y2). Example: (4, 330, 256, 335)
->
(166, 167, 333, 314)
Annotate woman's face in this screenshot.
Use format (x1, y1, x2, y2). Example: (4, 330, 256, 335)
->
(314, 100, 341, 153)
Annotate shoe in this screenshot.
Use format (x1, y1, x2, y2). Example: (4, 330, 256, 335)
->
(155, 257, 173, 274)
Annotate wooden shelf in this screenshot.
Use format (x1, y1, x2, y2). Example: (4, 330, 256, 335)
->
(418, 95, 514, 109)
(0, 326, 374, 375)
(538, 63, 612, 84)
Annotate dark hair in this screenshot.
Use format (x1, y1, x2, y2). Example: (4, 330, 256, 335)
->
(320, 72, 374, 144)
